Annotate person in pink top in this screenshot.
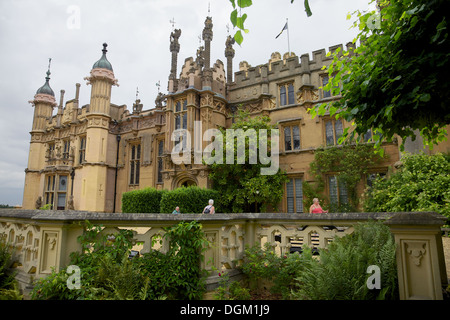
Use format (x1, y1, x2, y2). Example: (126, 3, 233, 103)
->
(309, 198, 328, 214)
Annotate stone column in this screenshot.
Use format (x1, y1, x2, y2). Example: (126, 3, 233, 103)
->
(202, 17, 213, 89)
(56, 90, 65, 127)
(169, 29, 181, 93)
(385, 212, 448, 300)
(225, 35, 235, 84)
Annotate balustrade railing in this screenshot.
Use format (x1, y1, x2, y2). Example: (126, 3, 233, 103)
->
(0, 209, 447, 300)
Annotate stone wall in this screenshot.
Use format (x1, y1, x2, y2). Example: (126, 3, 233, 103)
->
(0, 209, 448, 299)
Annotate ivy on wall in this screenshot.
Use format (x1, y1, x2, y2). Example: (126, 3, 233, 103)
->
(304, 144, 386, 212)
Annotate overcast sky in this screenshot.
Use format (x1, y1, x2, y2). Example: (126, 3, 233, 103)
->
(0, 0, 375, 206)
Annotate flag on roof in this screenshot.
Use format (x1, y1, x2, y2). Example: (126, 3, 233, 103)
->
(275, 22, 288, 39)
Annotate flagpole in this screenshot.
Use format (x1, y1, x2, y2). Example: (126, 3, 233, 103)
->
(286, 18, 291, 56)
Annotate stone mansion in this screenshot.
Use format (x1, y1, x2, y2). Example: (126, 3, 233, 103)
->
(22, 15, 447, 213)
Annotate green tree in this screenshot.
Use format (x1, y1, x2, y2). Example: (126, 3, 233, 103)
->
(208, 111, 288, 213)
(312, 0, 449, 153)
(363, 153, 450, 222)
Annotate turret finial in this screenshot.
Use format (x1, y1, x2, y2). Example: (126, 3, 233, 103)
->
(46, 58, 52, 79)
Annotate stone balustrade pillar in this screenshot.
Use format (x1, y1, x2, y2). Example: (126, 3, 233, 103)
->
(385, 212, 448, 300)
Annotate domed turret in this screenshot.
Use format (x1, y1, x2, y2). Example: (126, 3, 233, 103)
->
(36, 69, 55, 97)
(92, 43, 113, 71)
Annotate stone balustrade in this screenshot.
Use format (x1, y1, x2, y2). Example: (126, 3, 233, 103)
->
(0, 209, 448, 300)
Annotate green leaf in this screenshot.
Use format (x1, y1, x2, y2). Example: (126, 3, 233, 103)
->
(236, 13, 247, 30)
(304, 0, 312, 17)
(237, 0, 252, 8)
(230, 9, 238, 27)
(419, 93, 431, 102)
(234, 30, 243, 45)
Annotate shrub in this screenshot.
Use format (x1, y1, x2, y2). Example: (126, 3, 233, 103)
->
(160, 186, 219, 214)
(291, 220, 398, 300)
(240, 242, 313, 299)
(31, 220, 209, 300)
(364, 153, 450, 222)
(0, 239, 22, 300)
(121, 188, 168, 213)
(161, 221, 209, 299)
(32, 222, 136, 300)
(214, 272, 251, 300)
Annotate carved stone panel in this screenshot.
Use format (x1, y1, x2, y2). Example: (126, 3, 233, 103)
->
(203, 230, 220, 271)
(39, 229, 60, 274)
(221, 225, 245, 270)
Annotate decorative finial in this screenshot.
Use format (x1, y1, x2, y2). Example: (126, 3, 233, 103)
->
(208, 2, 211, 16)
(170, 17, 176, 30)
(156, 81, 160, 93)
(133, 87, 143, 113)
(46, 58, 52, 79)
(102, 43, 108, 54)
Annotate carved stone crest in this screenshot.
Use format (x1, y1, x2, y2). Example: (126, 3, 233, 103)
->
(405, 241, 427, 266)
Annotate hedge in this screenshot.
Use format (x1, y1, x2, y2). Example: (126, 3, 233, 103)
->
(121, 188, 168, 213)
(160, 186, 220, 214)
(121, 186, 220, 214)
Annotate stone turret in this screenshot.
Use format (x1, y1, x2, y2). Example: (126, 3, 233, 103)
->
(29, 62, 58, 133)
(169, 28, 181, 93)
(201, 16, 213, 89)
(82, 43, 119, 212)
(84, 43, 118, 116)
(24, 61, 58, 209)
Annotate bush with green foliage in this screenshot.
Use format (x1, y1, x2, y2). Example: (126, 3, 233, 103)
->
(0, 239, 22, 300)
(214, 272, 251, 300)
(239, 221, 398, 300)
(364, 153, 450, 222)
(292, 221, 398, 300)
(159, 186, 219, 214)
(161, 220, 209, 299)
(31, 220, 209, 300)
(240, 242, 314, 299)
(121, 188, 168, 213)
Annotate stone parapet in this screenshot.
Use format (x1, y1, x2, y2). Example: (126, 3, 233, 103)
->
(1, 209, 447, 299)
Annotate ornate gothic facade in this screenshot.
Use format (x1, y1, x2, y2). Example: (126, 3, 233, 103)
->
(23, 16, 415, 213)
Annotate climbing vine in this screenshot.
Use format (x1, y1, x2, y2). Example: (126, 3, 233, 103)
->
(305, 144, 386, 212)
